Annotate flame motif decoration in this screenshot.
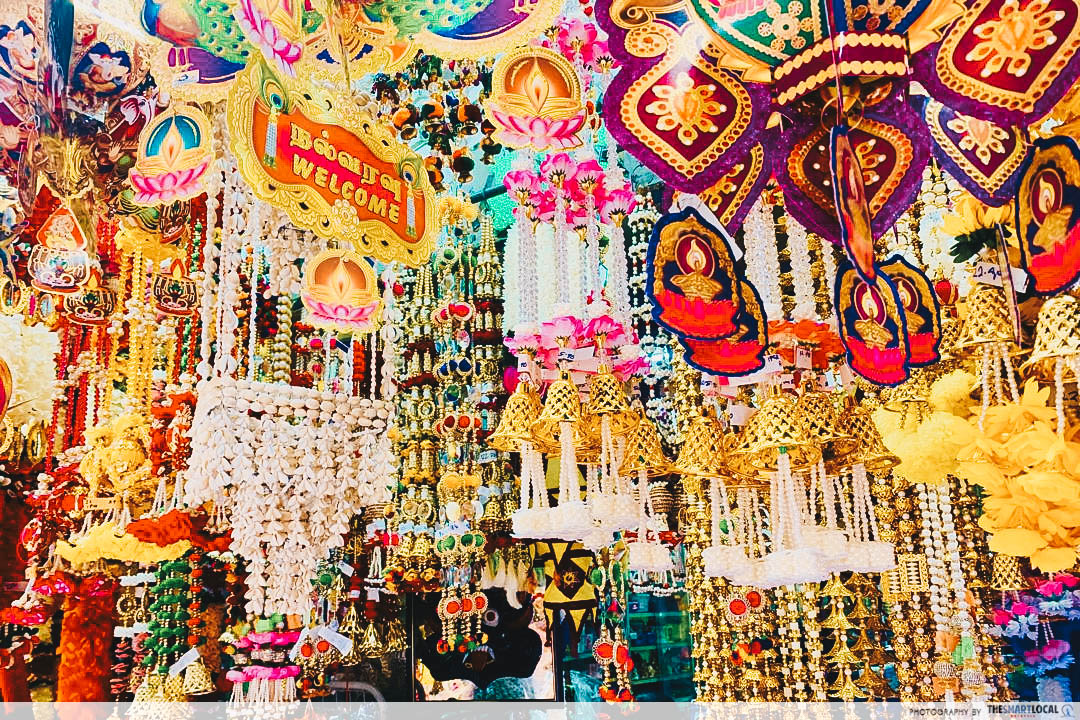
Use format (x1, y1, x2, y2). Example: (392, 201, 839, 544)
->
(1016, 136, 1080, 296)
(300, 249, 383, 333)
(485, 46, 586, 151)
(835, 258, 911, 386)
(128, 104, 213, 206)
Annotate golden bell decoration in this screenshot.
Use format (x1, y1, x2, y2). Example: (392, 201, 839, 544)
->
(938, 312, 962, 361)
(586, 366, 639, 436)
(953, 281, 1017, 353)
(795, 386, 857, 461)
(835, 399, 899, 474)
(991, 553, 1027, 591)
(384, 616, 408, 653)
(674, 408, 725, 477)
(358, 619, 384, 657)
(649, 482, 674, 515)
(1023, 294, 1080, 379)
(882, 368, 932, 419)
(182, 658, 215, 695)
(729, 390, 820, 474)
(619, 412, 672, 476)
(530, 372, 582, 449)
(488, 382, 542, 451)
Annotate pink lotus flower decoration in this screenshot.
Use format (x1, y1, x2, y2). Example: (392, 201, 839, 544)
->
(504, 170, 541, 204)
(540, 152, 577, 188)
(1026, 638, 1071, 664)
(574, 159, 605, 195)
(489, 109, 586, 152)
(302, 295, 380, 332)
(128, 161, 210, 205)
(585, 314, 630, 349)
(541, 315, 585, 349)
(614, 355, 650, 381)
(505, 332, 542, 356)
(535, 191, 557, 223)
(235, 0, 304, 76)
(601, 188, 638, 224)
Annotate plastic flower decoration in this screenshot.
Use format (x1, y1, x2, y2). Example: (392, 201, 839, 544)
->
(942, 191, 1014, 263)
(956, 378, 1080, 572)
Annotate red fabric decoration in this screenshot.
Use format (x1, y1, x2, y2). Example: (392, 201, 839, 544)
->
(57, 591, 115, 701)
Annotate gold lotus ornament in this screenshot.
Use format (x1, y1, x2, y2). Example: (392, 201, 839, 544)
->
(300, 248, 382, 333)
(484, 46, 586, 151)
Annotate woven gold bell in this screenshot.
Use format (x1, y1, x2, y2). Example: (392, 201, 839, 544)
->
(674, 408, 725, 477)
(162, 673, 186, 701)
(359, 619, 384, 658)
(384, 616, 408, 653)
(937, 312, 962, 361)
(953, 281, 1017, 353)
(488, 382, 542, 452)
(728, 390, 820, 473)
(182, 658, 215, 695)
(991, 553, 1027, 591)
(882, 368, 931, 416)
(649, 482, 674, 515)
(835, 399, 899, 474)
(1024, 294, 1080, 379)
(586, 366, 639, 438)
(619, 412, 672, 476)
(530, 372, 581, 449)
(795, 386, 857, 461)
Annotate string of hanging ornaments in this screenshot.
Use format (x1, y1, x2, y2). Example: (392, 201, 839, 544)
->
(4, 0, 1080, 706)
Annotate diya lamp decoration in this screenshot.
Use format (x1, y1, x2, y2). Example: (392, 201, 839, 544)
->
(127, 105, 213, 206)
(299, 249, 383, 334)
(151, 259, 199, 317)
(63, 268, 116, 325)
(485, 46, 587, 152)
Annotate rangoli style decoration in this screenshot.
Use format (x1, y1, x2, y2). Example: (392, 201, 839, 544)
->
(646, 208, 768, 375)
(227, 63, 437, 267)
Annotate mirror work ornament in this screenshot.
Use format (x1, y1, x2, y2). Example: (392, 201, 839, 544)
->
(227, 62, 437, 267)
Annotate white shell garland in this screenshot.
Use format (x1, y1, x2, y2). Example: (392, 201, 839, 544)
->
(184, 376, 395, 616)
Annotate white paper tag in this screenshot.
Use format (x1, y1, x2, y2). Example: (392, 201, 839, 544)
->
(349, 589, 362, 599)
(557, 348, 576, 363)
(337, 562, 354, 577)
(131, 622, 149, 634)
(795, 346, 812, 369)
(727, 403, 754, 426)
(288, 627, 311, 661)
(367, 588, 381, 601)
(169, 647, 202, 676)
(134, 586, 145, 598)
(477, 449, 497, 464)
(317, 626, 353, 656)
(973, 262, 1029, 292)
(838, 364, 854, 387)
(174, 70, 201, 86)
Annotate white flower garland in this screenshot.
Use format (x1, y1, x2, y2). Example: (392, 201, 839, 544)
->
(743, 197, 782, 319)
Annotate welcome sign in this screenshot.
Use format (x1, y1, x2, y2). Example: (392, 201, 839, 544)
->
(227, 63, 437, 267)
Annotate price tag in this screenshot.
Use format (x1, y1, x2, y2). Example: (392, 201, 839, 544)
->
(477, 449, 497, 464)
(795, 345, 812, 369)
(557, 348, 576, 363)
(349, 589, 361, 599)
(516, 357, 530, 371)
(131, 622, 148, 634)
(134, 586, 145, 598)
(367, 588, 381, 601)
(317, 627, 353, 656)
(973, 262, 1030, 292)
(779, 373, 796, 390)
(288, 627, 311, 661)
(337, 562, 354, 577)
(838, 364, 854, 387)
(169, 647, 202, 676)
(727, 404, 754, 426)
(174, 70, 201, 86)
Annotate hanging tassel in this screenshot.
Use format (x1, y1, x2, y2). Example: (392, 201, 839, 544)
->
(262, 107, 279, 168)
